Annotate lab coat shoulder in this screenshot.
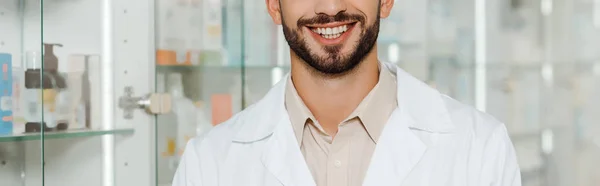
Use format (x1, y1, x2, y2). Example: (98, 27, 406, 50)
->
(441, 94, 503, 137)
(172, 109, 247, 186)
(173, 101, 277, 186)
(440, 95, 522, 186)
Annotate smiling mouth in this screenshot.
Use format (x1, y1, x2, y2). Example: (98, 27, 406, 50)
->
(308, 22, 356, 39)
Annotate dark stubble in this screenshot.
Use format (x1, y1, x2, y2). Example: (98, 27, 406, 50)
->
(281, 9, 380, 75)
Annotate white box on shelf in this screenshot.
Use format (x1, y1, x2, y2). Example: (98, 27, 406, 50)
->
(86, 55, 102, 130)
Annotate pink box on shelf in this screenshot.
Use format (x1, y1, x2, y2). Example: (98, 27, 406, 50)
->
(211, 94, 232, 126)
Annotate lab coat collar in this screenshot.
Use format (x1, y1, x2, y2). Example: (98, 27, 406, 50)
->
(384, 62, 456, 133)
(233, 62, 455, 185)
(260, 111, 317, 186)
(232, 62, 456, 143)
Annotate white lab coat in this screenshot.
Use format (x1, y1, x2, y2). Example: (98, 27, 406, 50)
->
(173, 63, 522, 186)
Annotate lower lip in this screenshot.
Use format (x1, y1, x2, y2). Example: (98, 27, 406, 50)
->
(308, 24, 355, 45)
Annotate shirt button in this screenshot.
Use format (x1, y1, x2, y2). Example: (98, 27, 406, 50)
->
(334, 160, 342, 168)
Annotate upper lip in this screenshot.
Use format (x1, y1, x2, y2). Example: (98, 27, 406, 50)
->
(305, 21, 356, 28)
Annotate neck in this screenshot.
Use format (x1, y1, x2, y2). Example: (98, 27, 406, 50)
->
(290, 47, 380, 136)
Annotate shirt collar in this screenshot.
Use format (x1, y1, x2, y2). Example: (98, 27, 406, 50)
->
(284, 63, 398, 144)
(284, 74, 315, 144)
(355, 65, 397, 143)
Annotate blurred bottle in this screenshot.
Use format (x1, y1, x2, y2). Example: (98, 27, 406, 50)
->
(155, 72, 177, 183)
(194, 101, 212, 138)
(167, 73, 197, 156)
(200, 0, 223, 65)
(23, 50, 67, 133)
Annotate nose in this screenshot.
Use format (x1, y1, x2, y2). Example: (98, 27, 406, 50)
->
(315, 0, 347, 16)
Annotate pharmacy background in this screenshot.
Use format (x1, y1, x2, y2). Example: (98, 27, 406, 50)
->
(0, 0, 598, 185)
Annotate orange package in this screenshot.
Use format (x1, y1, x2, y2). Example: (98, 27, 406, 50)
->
(156, 50, 177, 65)
(156, 50, 200, 65)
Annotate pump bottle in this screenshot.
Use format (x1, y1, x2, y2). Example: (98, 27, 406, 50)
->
(23, 43, 69, 133)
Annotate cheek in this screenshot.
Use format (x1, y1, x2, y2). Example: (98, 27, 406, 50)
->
(349, 0, 380, 22)
(281, 16, 303, 33)
(280, 3, 310, 26)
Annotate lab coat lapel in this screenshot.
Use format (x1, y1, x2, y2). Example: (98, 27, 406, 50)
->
(363, 63, 455, 185)
(260, 116, 316, 186)
(362, 108, 427, 186)
(253, 74, 315, 186)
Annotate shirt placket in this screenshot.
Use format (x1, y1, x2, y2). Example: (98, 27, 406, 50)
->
(326, 123, 351, 186)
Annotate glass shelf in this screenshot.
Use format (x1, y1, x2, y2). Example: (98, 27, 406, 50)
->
(0, 128, 134, 142)
(156, 64, 289, 71)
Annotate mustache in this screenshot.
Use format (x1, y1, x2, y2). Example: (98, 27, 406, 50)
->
(296, 12, 365, 28)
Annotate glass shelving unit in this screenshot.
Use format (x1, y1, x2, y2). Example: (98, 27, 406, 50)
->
(1, 0, 156, 185)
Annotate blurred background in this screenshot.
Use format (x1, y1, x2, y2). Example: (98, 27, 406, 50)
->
(0, 0, 599, 185)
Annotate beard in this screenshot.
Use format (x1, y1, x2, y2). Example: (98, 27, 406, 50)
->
(281, 11, 380, 75)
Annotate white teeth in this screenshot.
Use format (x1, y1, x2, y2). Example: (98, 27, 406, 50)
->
(311, 24, 351, 39)
(321, 33, 342, 39)
(313, 25, 349, 34)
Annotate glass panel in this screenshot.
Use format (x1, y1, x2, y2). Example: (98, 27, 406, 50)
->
(154, 0, 243, 185)
(483, 0, 600, 185)
(380, 0, 433, 81)
(424, 61, 600, 186)
(0, 0, 44, 185)
(36, 0, 135, 185)
(242, 0, 289, 106)
(383, 0, 476, 103)
(0, 0, 136, 181)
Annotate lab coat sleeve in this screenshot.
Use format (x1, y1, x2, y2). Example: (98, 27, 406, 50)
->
(172, 139, 203, 186)
(483, 125, 522, 186)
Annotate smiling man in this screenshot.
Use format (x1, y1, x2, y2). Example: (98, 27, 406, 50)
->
(172, 0, 522, 186)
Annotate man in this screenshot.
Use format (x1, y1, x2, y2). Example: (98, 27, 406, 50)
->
(173, 0, 522, 185)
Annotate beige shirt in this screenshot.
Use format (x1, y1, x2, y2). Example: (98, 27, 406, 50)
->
(284, 65, 398, 186)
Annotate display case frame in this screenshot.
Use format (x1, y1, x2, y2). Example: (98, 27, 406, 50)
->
(0, 0, 158, 185)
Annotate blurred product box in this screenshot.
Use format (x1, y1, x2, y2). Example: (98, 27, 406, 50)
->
(155, 0, 218, 66)
(63, 55, 89, 130)
(0, 53, 13, 135)
(66, 54, 102, 130)
(211, 94, 232, 126)
(156, 50, 202, 66)
(12, 63, 24, 134)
